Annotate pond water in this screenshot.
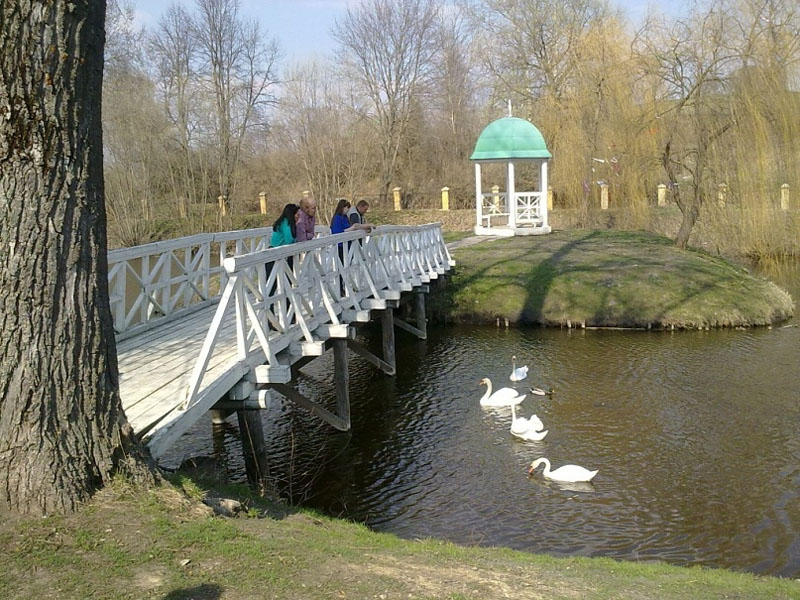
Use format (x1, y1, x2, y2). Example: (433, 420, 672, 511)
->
(162, 260, 800, 578)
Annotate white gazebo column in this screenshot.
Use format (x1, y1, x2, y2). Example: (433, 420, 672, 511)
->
(507, 161, 516, 229)
(540, 160, 549, 228)
(475, 163, 482, 229)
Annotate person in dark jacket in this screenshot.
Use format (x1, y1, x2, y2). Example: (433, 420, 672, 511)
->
(347, 199, 370, 227)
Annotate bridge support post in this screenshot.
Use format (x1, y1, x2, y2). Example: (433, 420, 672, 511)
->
(414, 290, 427, 340)
(333, 339, 351, 429)
(381, 308, 396, 375)
(210, 409, 232, 424)
(236, 410, 270, 492)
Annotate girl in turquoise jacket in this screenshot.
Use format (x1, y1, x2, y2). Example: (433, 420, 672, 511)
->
(270, 203, 299, 247)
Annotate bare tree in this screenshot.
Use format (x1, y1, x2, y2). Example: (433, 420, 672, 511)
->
(333, 0, 442, 201)
(150, 3, 213, 226)
(635, 3, 740, 248)
(193, 0, 280, 214)
(276, 60, 375, 217)
(467, 0, 616, 104)
(103, 0, 174, 246)
(105, 0, 143, 75)
(0, 0, 156, 515)
(430, 10, 481, 165)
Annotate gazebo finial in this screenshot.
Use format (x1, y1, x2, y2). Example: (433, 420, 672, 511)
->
(507, 99, 512, 118)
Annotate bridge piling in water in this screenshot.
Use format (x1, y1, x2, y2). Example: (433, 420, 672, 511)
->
(333, 339, 351, 429)
(237, 410, 270, 491)
(381, 309, 397, 376)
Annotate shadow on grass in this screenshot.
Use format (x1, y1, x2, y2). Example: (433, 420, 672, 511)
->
(163, 584, 222, 599)
(438, 229, 792, 327)
(437, 231, 600, 324)
(519, 231, 602, 322)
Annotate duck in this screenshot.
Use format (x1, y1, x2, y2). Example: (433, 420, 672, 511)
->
(529, 386, 554, 397)
(510, 355, 528, 381)
(510, 403, 548, 441)
(527, 458, 598, 483)
(479, 378, 525, 407)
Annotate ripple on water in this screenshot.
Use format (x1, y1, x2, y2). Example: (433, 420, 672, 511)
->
(162, 316, 800, 577)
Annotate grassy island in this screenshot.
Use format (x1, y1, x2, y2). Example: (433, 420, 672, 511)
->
(1, 477, 798, 600)
(436, 230, 794, 329)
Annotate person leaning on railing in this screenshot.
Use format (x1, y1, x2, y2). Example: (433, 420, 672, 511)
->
(296, 195, 318, 242)
(270, 203, 299, 247)
(331, 198, 372, 296)
(346, 199, 372, 230)
(267, 203, 300, 321)
(332, 198, 372, 234)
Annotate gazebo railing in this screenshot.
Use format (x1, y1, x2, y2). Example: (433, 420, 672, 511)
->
(481, 192, 508, 226)
(514, 192, 544, 224)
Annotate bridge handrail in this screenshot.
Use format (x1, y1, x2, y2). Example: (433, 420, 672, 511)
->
(177, 223, 453, 416)
(107, 225, 334, 341)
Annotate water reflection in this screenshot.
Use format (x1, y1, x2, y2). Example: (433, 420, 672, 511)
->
(161, 265, 800, 578)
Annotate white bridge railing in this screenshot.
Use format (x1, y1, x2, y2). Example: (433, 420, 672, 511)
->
(108, 228, 273, 340)
(107, 226, 336, 340)
(179, 223, 453, 414)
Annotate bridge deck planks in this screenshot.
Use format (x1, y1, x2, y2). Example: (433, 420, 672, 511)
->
(117, 304, 240, 438)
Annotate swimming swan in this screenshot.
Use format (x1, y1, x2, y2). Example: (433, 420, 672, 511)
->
(510, 355, 528, 381)
(510, 403, 548, 441)
(479, 378, 525, 407)
(528, 458, 598, 483)
(510, 402, 544, 433)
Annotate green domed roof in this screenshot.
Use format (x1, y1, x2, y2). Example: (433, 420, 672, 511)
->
(470, 117, 552, 161)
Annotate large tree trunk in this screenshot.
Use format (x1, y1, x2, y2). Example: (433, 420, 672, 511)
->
(0, 0, 156, 515)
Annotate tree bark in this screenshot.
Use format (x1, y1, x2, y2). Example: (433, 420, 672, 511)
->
(0, 0, 156, 515)
(674, 199, 701, 249)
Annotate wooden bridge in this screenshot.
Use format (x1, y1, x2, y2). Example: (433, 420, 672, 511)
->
(109, 224, 454, 460)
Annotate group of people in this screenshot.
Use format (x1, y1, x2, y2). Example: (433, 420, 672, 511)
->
(269, 196, 373, 248)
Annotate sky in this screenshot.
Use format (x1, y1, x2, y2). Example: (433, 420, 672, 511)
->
(133, 0, 353, 61)
(133, 0, 661, 63)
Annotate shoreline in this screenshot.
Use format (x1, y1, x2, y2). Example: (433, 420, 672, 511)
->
(433, 230, 794, 330)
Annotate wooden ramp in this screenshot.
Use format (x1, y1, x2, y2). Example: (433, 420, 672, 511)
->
(110, 224, 454, 459)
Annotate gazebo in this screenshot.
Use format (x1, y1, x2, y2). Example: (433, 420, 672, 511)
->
(470, 116, 552, 236)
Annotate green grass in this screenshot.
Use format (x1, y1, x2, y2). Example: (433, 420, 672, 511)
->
(442, 230, 473, 244)
(433, 230, 794, 328)
(0, 478, 797, 599)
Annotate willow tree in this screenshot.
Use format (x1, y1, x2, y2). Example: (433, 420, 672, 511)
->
(0, 0, 155, 515)
(635, 4, 740, 248)
(465, 0, 621, 209)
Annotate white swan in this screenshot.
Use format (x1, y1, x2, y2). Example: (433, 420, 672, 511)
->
(479, 378, 525, 407)
(510, 404, 548, 441)
(528, 458, 598, 483)
(510, 402, 544, 432)
(510, 355, 528, 381)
